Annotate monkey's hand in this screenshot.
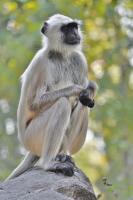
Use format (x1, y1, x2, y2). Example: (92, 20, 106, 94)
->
(79, 89, 95, 108)
(79, 81, 98, 108)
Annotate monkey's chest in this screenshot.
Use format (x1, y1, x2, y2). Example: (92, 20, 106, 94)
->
(48, 62, 84, 88)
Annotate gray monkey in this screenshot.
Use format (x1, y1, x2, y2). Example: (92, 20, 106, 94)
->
(7, 14, 97, 180)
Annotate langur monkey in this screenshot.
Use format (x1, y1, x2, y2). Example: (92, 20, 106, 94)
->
(7, 14, 97, 179)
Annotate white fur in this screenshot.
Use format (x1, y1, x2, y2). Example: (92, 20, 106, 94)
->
(42, 14, 83, 54)
(7, 14, 97, 180)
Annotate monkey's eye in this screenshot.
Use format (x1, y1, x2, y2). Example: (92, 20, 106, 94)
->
(61, 22, 78, 33)
(67, 22, 78, 29)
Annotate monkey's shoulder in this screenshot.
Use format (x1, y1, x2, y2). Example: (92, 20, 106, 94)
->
(68, 51, 87, 74)
(70, 51, 86, 60)
(69, 51, 87, 68)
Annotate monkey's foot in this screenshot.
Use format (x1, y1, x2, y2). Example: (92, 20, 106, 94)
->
(47, 162, 74, 176)
(47, 154, 75, 177)
(55, 154, 75, 165)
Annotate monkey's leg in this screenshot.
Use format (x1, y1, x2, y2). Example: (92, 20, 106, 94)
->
(40, 97, 71, 169)
(6, 152, 39, 180)
(24, 97, 71, 171)
(67, 101, 88, 155)
(47, 102, 88, 177)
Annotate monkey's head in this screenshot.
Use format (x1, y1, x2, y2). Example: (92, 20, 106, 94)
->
(41, 14, 82, 52)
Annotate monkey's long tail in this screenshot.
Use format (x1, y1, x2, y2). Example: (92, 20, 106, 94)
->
(5, 152, 39, 181)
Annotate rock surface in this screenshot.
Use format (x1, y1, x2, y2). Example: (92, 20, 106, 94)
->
(0, 167, 97, 200)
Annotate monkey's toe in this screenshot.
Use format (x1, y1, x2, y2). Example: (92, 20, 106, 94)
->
(47, 162, 74, 177)
(55, 154, 75, 165)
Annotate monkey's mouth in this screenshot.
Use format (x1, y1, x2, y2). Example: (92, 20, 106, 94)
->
(65, 38, 81, 45)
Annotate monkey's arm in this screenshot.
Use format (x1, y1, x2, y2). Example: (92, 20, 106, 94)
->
(30, 85, 84, 111)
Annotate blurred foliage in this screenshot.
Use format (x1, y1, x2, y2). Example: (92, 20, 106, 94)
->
(0, 0, 133, 199)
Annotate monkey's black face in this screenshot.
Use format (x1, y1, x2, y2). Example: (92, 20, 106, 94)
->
(61, 22, 81, 45)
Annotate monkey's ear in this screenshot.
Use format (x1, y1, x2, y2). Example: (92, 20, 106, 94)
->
(41, 22, 48, 35)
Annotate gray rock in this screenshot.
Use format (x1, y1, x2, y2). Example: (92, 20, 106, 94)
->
(0, 167, 97, 200)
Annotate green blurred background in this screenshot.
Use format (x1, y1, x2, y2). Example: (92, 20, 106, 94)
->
(0, 0, 133, 199)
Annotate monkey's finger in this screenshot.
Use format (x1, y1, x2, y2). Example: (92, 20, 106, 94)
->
(87, 99, 95, 108)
